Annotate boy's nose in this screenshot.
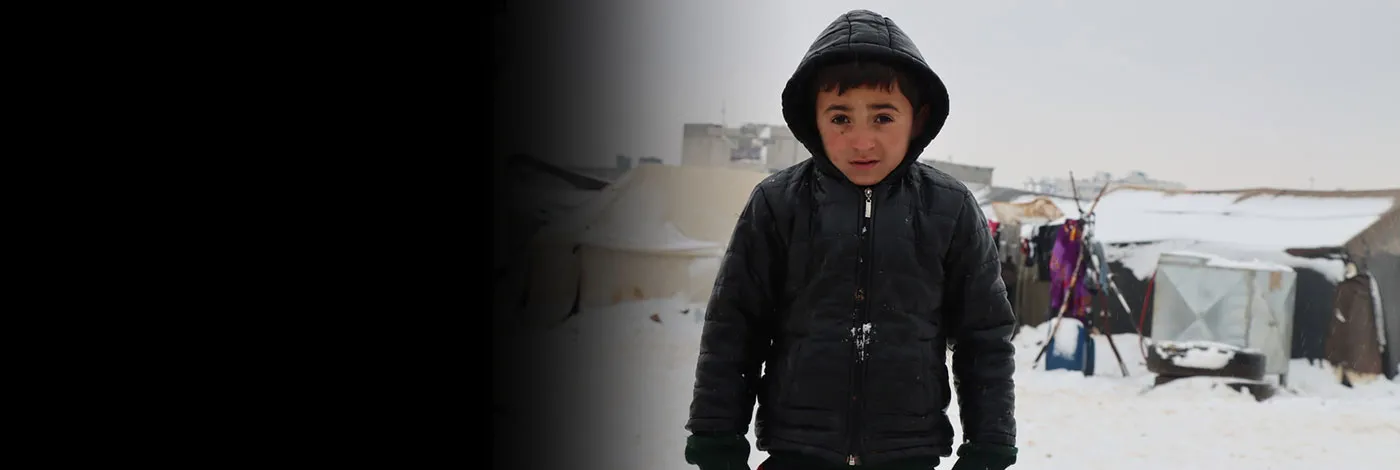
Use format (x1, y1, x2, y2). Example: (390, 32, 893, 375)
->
(848, 130, 877, 152)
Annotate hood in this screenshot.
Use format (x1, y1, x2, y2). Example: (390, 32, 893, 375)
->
(781, 9, 951, 186)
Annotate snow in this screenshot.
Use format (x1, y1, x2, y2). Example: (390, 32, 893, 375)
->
(850, 322, 874, 362)
(504, 298, 1400, 470)
(687, 256, 720, 278)
(1150, 339, 1257, 354)
(1103, 239, 1349, 283)
(1051, 317, 1083, 359)
(1090, 188, 1396, 250)
(1163, 250, 1295, 273)
(1368, 274, 1386, 347)
(968, 183, 992, 206)
(1155, 342, 1238, 370)
(577, 220, 723, 254)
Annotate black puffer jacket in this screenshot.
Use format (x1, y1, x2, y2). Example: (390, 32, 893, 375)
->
(685, 9, 1017, 467)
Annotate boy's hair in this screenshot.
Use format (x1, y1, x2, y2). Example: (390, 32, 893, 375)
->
(810, 59, 923, 112)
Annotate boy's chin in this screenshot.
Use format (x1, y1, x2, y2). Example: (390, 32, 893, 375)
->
(839, 165, 890, 186)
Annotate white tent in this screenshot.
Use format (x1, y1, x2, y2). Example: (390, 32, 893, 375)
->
(522, 164, 772, 327)
(1092, 187, 1399, 282)
(1086, 187, 1400, 378)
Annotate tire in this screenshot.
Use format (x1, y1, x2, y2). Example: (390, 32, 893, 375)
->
(1145, 340, 1266, 381)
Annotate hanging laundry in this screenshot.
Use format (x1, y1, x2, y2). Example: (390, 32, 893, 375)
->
(1032, 224, 1058, 281)
(1048, 219, 1092, 320)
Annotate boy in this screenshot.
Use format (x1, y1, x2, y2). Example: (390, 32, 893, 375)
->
(685, 9, 1018, 470)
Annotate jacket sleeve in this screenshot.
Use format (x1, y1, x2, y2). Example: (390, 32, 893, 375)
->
(943, 190, 1018, 447)
(686, 184, 780, 435)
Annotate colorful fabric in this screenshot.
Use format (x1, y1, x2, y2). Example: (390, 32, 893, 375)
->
(1048, 220, 1092, 320)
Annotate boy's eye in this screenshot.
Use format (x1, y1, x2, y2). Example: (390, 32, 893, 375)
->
(875, 114, 894, 124)
(830, 114, 850, 125)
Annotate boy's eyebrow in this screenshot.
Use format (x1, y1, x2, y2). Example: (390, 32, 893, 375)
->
(822, 103, 903, 113)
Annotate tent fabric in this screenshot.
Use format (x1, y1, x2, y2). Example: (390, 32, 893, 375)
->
(1363, 253, 1400, 379)
(1101, 244, 1376, 372)
(522, 164, 771, 327)
(1326, 273, 1385, 378)
(990, 197, 1068, 226)
(1088, 187, 1398, 249)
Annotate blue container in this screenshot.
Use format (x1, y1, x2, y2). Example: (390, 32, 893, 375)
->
(1045, 320, 1096, 376)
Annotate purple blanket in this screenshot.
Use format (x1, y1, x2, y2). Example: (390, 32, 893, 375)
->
(1049, 220, 1092, 320)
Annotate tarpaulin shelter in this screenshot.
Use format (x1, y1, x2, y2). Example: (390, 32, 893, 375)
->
(1094, 187, 1400, 379)
(1149, 251, 1299, 382)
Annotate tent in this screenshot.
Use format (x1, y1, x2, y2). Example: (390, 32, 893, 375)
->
(495, 154, 609, 334)
(990, 197, 1068, 227)
(519, 164, 771, 328)
(1149, 250, 1299, 382)
(1084, 187, 1400, 380)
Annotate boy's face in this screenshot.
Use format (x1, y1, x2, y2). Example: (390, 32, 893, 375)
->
(815, 82, 919, 187)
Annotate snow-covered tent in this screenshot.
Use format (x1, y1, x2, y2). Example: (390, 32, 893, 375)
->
(502, 154, 608, 235)
(972, 185, 1082, 227)
(495, 154, 610, 333)
(989, 197, 1069, 227)
(518, 164, 771, 328)
(1087, 187, 1400, 379)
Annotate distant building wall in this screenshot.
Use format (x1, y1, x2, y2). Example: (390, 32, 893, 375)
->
(923, 160, 995, 186)
(682, 122, 810, 173)
(682, 123, 727, 168)
(1024, 171, 1186, 198)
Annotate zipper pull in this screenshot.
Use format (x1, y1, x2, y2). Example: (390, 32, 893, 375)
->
(864, 188, 872, 218)
(847, 455, 860, 465)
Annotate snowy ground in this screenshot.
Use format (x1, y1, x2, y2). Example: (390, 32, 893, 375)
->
(501, 297, 1400, 470)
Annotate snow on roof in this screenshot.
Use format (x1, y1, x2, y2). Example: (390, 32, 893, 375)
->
(1160, 250, 1295, 273)
(1090, 187, 1398, 250)
(967, 183, 992, 205)
(1104, 239, 1348, 282)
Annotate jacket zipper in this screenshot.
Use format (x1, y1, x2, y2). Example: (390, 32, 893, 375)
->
(847, 187, 874, 465)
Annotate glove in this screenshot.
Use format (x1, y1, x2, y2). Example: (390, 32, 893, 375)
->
(949, 442, 1017, 470)
(684, 433, 750, 470)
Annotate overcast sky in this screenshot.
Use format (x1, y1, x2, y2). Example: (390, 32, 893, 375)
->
(521, 0, 1398, 191)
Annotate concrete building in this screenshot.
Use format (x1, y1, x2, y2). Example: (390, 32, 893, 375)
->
(919, 159, 995, 186)
(1022, 171, 1185, 198)
(681, 123, 811, 173)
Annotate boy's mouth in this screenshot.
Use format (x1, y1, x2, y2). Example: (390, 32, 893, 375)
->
(850, 159, 879, 168)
